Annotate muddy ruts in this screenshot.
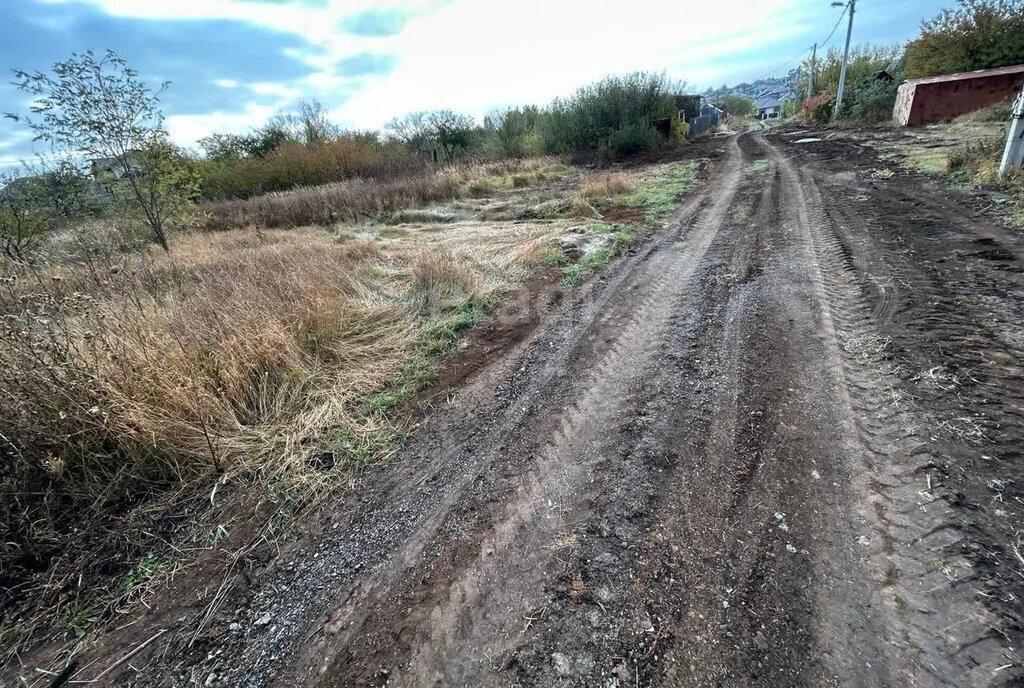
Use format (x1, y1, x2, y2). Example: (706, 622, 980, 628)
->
(772, 132, 1024, 687)
(74, 129, 1021, 688)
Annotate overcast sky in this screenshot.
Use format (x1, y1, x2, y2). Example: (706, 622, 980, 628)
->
(1, 0, 948, 163)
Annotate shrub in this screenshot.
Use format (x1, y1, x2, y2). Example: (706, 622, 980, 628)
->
(802, 45, 903, 97)
(846, 80, 899, 122)
(717, 95, 755, 117)
(538, 72, 684, 156)
(802, 94, 835, 124)
(198, 137, 414, 200)
(608, 125, 665, 157)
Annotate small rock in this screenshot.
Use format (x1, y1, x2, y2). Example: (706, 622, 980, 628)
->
(255, 612, 273, 627)
(551, 652, 572, 676)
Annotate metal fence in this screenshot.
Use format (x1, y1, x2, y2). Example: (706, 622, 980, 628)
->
(687, 104, 722, 138)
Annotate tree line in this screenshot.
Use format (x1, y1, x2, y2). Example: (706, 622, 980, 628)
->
(1, 54, 692, 257)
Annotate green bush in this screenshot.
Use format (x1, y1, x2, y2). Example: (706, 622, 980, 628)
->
(846, 80, 899, 121)
(801, 94, 835, 124)
(538, 72, 683, 156)
(717, 95, 755, 117)
(608, 125, 664, 157)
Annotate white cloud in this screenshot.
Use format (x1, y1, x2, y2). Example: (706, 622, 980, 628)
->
(37, 0, 872, 137)
(248, 82, 303, 99)
(339, 0, 809, 128)
(166, 103, 280, 149)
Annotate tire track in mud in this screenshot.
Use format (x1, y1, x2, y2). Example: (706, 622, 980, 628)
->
(127, 139, 745, 688)
(516, 132, 895, 687)
(768, 133, 1023, 687)
(302, 139, 749, 688)
(629, 132, 897, 688)
(88, 129, 1021, 688)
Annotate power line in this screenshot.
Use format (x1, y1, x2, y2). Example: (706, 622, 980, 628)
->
(818, 2, 850, 50)
(752, 3, 850, 84)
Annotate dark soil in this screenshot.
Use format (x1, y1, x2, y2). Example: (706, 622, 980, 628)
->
(9, 129, 1023, 688)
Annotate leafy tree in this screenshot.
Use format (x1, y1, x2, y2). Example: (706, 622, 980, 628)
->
(905, 0, 1024, 78)
(0, 159, 93, 262)
(0, 173, 48, 262)
(538, 72, 685, 155)
(198, 133, 252, 161)
(798, 45, 902, 97)
(427, 110, 475, 161)
(32, 159, 95, 223)
(717, 95, 755, 117)
(6, 50, 197, 250)
(386, 110, 476, 160)
(845, 79, 900, 121)
(198, 124, 289, 161)
(483, 107, 539, 157)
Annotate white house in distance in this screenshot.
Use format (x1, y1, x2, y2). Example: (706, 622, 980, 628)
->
(755, 95, 783, 120)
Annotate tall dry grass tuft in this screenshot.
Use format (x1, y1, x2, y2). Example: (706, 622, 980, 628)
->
(0, 219, 561, 649)
(409, 250, 480, 313)
(581, 173, 634, 199)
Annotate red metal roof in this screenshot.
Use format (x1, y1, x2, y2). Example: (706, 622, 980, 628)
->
(906, 63, 1024, 86)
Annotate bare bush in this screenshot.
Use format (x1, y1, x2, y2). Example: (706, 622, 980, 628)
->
(198, 158, 558, 231)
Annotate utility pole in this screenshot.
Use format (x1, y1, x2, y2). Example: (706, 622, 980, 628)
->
(808, 43, 817, 99)
(999, 83, 1024, 177)
(833, 0, 856, 120)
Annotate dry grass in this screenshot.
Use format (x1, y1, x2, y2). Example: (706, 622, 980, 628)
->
(200, 157, 563, 232)
(0, 149, 685, 661)
(580, 173, 633, 199)
(0, 216, 562, 655)
(954, 101, 1013, 124)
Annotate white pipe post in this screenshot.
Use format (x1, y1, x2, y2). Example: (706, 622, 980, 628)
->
(808, 43, 817, 100)
(999, 83, 1024, 177)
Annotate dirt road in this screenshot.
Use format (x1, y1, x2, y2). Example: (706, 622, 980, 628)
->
(85, 130, 1023, 687)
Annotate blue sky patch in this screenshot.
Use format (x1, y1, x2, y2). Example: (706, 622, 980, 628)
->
(340, 8, 411, 37)
(336, 53, 399, 77)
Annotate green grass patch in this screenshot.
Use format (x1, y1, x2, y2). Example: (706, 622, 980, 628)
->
(360, 297, 495, 417)
(751, 159, 769, 172)
(541, 246, 569, 267)
(121, 553, 169, 597)
(65, 602, 104, 640)
(610, 161, 700, 223)
(905, 149, 950, 176)
(560, 221, 643, 286)
(327, 426, 409, 470)
(562, 247, 615, 286)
